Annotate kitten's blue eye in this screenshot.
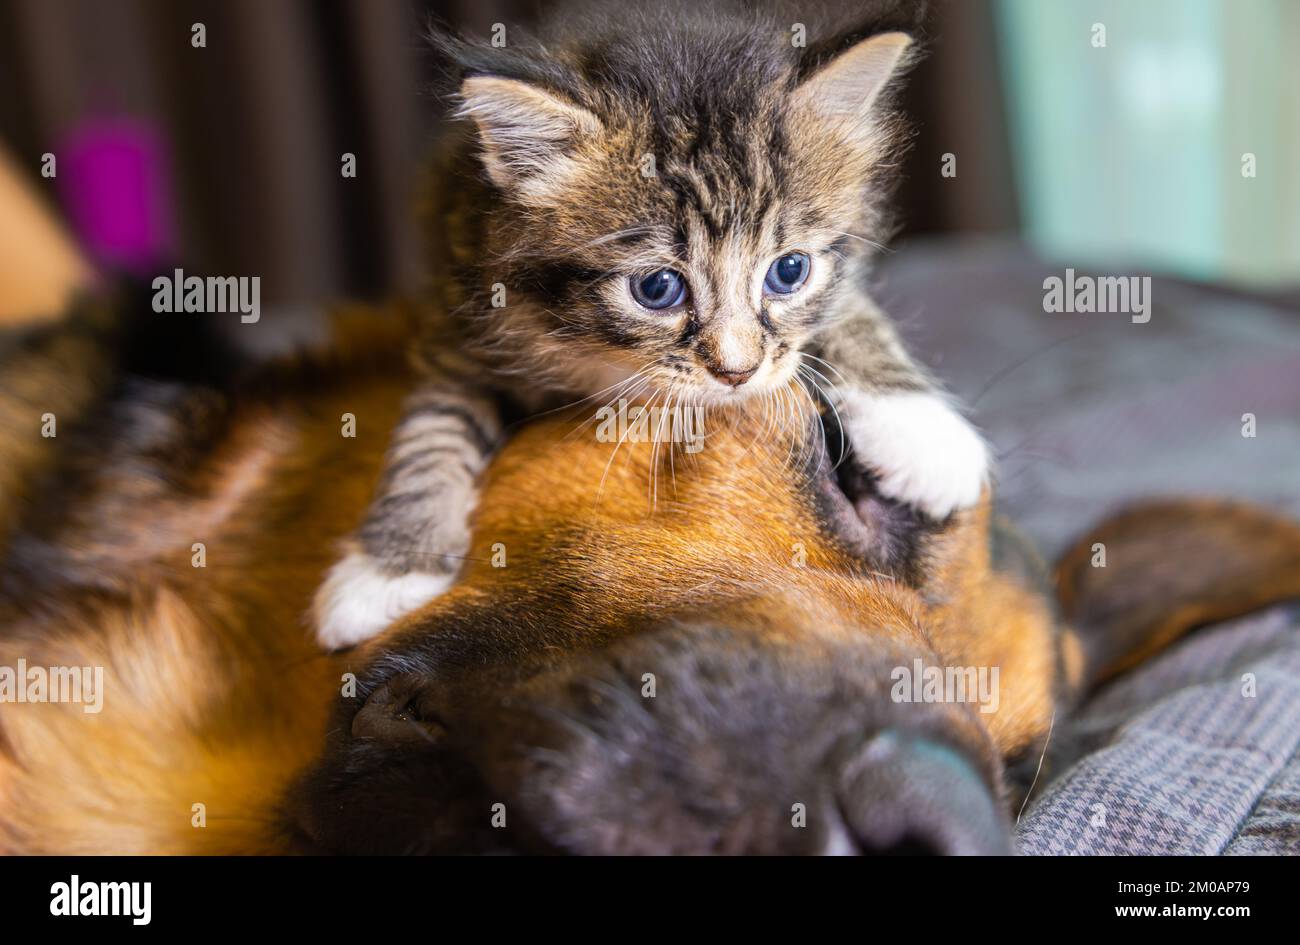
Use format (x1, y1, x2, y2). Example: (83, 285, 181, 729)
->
(764, 252, 810, 295)
(630, 269, 688, 310)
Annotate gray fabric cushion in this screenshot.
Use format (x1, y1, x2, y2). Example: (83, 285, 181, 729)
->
(875, 240, 1300, 855)
(1015, 604, 1300, 855)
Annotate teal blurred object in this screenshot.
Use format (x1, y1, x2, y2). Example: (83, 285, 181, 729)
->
(996, 0, 1300, 286)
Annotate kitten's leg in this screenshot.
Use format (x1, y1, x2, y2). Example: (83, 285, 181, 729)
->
(312, 379, 501, 649)
(811, 301, 988, 520)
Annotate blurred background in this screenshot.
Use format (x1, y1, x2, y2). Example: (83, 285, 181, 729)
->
(2, 0, 1296, 315)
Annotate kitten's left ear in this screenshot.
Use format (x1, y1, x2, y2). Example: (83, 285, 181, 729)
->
(792, 31, 915, 128)
(456, 75, 601, 199)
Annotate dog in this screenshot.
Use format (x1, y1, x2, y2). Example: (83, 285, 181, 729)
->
(2, 300, 1298, 854)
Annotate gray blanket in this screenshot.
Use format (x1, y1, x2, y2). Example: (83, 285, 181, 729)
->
(877, 240, 1300, 855)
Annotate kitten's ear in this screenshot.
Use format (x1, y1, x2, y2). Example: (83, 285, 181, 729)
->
(792, 31, 914, 128)
(456, 75, 601, 197)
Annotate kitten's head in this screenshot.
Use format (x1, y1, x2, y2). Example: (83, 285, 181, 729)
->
(430, 1, 923, 405)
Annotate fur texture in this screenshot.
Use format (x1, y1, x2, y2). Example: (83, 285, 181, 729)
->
(3, 301, 1297, 853)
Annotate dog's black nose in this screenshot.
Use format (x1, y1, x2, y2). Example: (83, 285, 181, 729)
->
(824, 732, 1013, 855)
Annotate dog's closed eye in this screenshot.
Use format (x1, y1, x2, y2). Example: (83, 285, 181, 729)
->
(351, 678, 448, 746)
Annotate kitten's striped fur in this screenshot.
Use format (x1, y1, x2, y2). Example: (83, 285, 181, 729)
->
(314, 0, 989, 648)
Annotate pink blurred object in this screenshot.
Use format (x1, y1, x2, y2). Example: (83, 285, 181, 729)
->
(56, 118, 176, 275)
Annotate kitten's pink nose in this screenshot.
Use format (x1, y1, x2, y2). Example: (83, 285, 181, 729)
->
(706, 363, 759, 388)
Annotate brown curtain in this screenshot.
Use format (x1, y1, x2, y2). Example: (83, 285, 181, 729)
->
(0, 0, 1016, 308)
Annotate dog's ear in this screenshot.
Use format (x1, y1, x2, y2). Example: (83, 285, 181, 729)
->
(1055, 499, 1300, 689)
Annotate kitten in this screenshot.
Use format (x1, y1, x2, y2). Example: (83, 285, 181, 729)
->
(313, 0, 988, 649)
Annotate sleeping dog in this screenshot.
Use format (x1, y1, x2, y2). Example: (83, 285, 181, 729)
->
(286, 335, 1300, 854)
(2, 301, 1298, 854)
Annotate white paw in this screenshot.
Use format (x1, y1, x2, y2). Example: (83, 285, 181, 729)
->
(839, 389, 989, 519)
(312, 552, 455, 650)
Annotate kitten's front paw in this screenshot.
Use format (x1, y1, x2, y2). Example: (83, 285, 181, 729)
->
(839, 389, 989, 520)
(312, 552, 455, 650)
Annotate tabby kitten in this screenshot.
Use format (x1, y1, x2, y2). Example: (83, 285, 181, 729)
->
(313, 1, 988, 648)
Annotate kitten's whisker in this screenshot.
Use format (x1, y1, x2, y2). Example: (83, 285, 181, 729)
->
(648, 385, 682, 511)
(573, 265, 637, 291)
(760, 389, 775, 450)
(798, 375, 832, 469)
(769, 387, 796, 468)
(797, 366, 849, 471)
(733, 398, 771, 465)
(831, 230, 891, 253)
(783, 384, 805, 470)
(667, 398, 679, 497)
(798, 362, 850, 468)
(571, 372, 656, 441)
(648, 389, 666, 509)
(538, 306, 584, 328)
(742, 390, 770, 466)
(799, 362, 844, 398)
(597, 387, 663, 501)
(781, 381, 815, 471)
(664, 388, 684, 501)
(799, 352, 852, 388)
(569, 225, 663, 252)
(547, 362, 657, 435)
(561, 367, 651, 415)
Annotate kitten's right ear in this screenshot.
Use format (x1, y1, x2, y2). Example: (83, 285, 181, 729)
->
(792, 31, 915, 131)
(455, 75, 601, 199)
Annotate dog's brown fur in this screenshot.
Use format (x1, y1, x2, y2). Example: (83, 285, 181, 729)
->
(2, 301, 1299, 853)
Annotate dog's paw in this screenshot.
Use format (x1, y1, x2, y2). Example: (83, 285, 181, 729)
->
(838, 389, 989, 520)
(312, 551, 455, 651)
